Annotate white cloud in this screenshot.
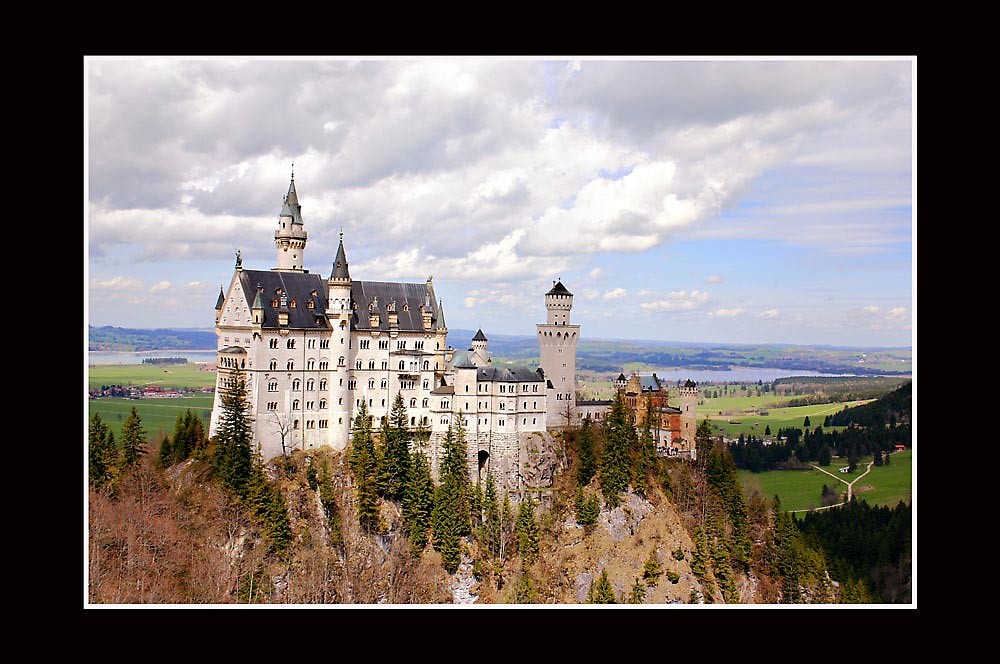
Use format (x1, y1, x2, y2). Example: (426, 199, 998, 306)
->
(711, 308, 745, 318)
(603, 288, 627, 300)
(639, 289, 710, 311)
(707, 275, 723, 284)
(90, 276, 144, 291)
(589, 268, 602, 279)
(758, 309, 779, 319)
(149, 281, 171, 293)
(885, 307, 908, 322)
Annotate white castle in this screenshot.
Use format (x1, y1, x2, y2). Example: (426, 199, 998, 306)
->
(209, 172, 583, 491)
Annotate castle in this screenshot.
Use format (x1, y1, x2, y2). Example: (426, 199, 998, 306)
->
(210, 172, 698, 492)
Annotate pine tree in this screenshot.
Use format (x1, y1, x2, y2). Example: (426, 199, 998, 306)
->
(378, 393, 411, 500)
(633, 406, 656, 497)
(516, 497, 540, 567)
(402, 448, 434, 557)
(574, 486, 599, 529)
(576, 417, 597, 487)
(349, 403, 381, 533)
(599, 389, 633, 507)
(629, 577, 647, 604)
(642, 548, 662, 586)
(695, 419, 715, 467)
(212, 368, 254, 497)
(118, 406, 148, 470)
(317, 461, 342, 548)
(587, 569, 617, 604)
(88, 413, 116, 490)
(157, 435, 173, 470)
(432, 416, 471, 573)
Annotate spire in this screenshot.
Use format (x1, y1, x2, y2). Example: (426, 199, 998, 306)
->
(472, 329, 488, 342)
(330, 232, 351, 281)
(215, 286, 225, 310)
(546, 279, 572, 296)
(280, 167, 303, 226)
(436, 298, 447, 330)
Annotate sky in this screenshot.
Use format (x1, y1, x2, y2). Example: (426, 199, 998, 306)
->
(86, 57, 914, 348)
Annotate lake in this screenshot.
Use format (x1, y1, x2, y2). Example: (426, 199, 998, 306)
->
(88, 350, 218, 365)
(646, 368, 860, 384)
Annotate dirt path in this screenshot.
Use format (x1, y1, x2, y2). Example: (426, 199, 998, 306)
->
(788, 459, 875, 513)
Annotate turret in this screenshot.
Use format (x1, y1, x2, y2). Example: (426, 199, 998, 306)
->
(471, 329, 489, 367)
(545, 279, 573, 325)
(274, 166, 308, 272)
(214, 286, 225, 324)
(326, 231, 352, 325)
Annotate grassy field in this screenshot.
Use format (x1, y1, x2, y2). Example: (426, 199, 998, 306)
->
(737, 450, 912, 513)
(702, 400, 873, 438)
(88, 395, 215, 442)
(88, 362, 217, 391)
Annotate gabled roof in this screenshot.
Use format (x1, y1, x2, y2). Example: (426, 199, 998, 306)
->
(546, 279, 572, 296)
(237, 269, 329, 330)
(351, 280, 441, 332)
(477, 365, 545, 383)
(639, 375, 663, 392)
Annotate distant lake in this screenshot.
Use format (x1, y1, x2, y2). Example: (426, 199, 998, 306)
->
(88, 350, 217, 366)
(647, 368, 861, 384)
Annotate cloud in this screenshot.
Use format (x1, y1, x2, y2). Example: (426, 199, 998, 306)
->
(706, 275, 723, 283)
(149, 281, 171, 293)
(711, 308, 745, 318)
(589, 268, 602, 279)
(603, 288, 627, 300)
(639, 289, 710, 311)
(885, 306, 908, 322)
(90, 276, 145, 291)
(758, 309, 779, 319)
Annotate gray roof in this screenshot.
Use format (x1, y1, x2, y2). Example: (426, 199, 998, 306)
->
(350, 280, 442, 333)
(476, 365, 544, 383)
(448, 349, 477, 369)
(472, 329, 488, 341)
(639, 375, 663, 392)
(279, 176, 304, 226)
(215, 287, 225, 309)
(219, 346, 246, 354)
(684, 379, 697, 388)
(546, 279, 572, 296)
(238, 270, 330, 331)
(330, 236, 350, 280)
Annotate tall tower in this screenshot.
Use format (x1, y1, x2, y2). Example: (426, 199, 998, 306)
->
(537, 279, 579, 427)
(679, 379, 699, 454)
(274, 167, 307, 272)
(326, 231, 353, 450)
(471, 328, 489, 366)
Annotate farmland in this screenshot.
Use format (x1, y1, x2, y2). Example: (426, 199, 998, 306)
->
(737, 450, 912, 513)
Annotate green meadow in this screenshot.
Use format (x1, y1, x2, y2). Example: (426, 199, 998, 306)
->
(701, 400, 873, 438)
(88, 362, 217, 391)
(88, 396, 215, 442)
(737, 450, 912, 513)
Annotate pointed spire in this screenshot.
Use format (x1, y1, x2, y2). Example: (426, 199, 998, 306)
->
(280, 166, 303, 226)
(215, 286, 225, 310)
(436, 298, 447, 330)
(473, 329, 488, 342)
(330, 232, 351, 281)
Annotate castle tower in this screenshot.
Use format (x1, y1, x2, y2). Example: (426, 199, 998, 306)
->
(679, 379, 699, 453)
(326, 231, 353, 451)
(537, 279, 580, 427)
(471, 328, 489, 367)
(274, 167, 308, 272)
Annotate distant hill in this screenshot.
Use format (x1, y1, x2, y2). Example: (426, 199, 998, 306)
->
(88, 326, 216, 351)
(88, 325, 911, 376)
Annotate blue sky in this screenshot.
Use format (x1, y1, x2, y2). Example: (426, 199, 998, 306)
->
(86, 57, 914, 348)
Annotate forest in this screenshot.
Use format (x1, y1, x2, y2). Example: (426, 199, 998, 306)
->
(87, 372, 912, 605)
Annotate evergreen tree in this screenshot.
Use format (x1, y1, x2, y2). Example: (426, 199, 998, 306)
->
(514, 573, 537, 604)
(803, 415, 811, 428)
(642, 548, 662, 586)
(88, 412, 116, 490)
(695, 419, 715, 467)
(378, 393, 411, 500)
(587, 569, 617, 604)
(432, 415, 471, 573)
(633, 403, 656, 497)
(118, 406, 148, 470)
(818, 443, 832, 467)
(212, 368, 254, 497)
(629, 577, 647, 604)
(516, 497, 540, 567)
(350, 403, 381, 533)
(317, 461, 343, 548)
(576, 417, 597, 487)
(764, 424, 771, 436)
(574, 486, 599, 529)
(599, 390, 633, 507)
(480, 473, 501, 559)
(157, 435, 174, 470)
(402, 448, 435, 557)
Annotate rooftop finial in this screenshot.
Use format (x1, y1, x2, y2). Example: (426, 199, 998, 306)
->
(291, 162, 294, 180)
(340, 227, 344, 242)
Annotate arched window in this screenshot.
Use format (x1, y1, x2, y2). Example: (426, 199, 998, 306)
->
(399, 360, 405, 371)
(267, 380, 278, 392)
(306, 379, 315, 391)
(292, 399, 300, 410)
(380, 379, 387, 389)
(269, 359, 277, 370)
(422, 398, 428, 408)
(287, 360, 294, 371)
(292, 379, 301, 391)
(307, 359, 315, 370)
(319, 379, 327, 390)
(369, 360, 375, 370)
(319, 399, 327, 409)
(356, 360, 363, 369)
(338, 356, 346, 366)
(287, 339, 295, 349)
(368, 378, 375, 389)
(410, 398, 417, 408)
(422, 361, 429, 370)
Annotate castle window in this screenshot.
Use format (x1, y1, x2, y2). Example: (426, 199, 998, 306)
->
(380, 379, 387, 389)
(287, 360, 295, 371)
(423, 361, 429, 371)
(403, 303, 409, 312)
(272, 299, 279, 307)
(368, 379, 376, 389)
(319, 399, 327, 409)
(356, 360, 363, 369)
(381, 361, 388, 370)
(292, 399, 300, 410)
(287, 339, 295, 349)
(267, 402, 276, 411)
(307, 379, 315, 391)
(422, 398, 429, 408)
(319, 420, 328, 428)
(269, 338, 278, 349)
(319, 361, 329, 370)
(320, 379, 328, 390)
(369, 360, 376, 370)
(442, 400, 450, 409)
(348, 380, 356, 390)
(307, 359, 316, 370)
(307, 401, 315, 410)
(410, 398, 417, 408)
(320, 339, 330, 349)
(399, 360, 406, 371)
(360, 339, 370, 349)
(268, 380, 278, 392)
(292, 378, 301, 391)
(293, 419, 299, 429)
(397, 340, 406, 350)
(338, 357, 346, 367)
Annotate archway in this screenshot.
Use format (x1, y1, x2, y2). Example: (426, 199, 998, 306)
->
(478, 450, 490, 483)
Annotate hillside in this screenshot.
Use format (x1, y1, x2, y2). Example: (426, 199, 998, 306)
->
(88, 325, 216, 351)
